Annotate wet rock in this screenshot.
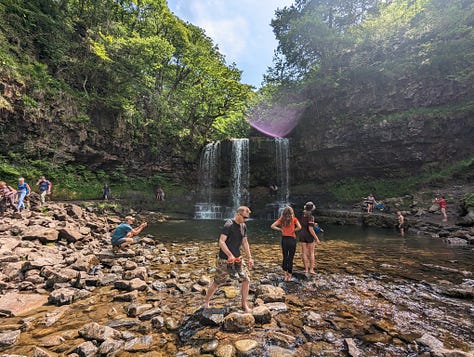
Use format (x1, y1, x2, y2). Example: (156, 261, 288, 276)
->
(416, 333, 444, 350)
(31, 346, 54, 357)
(361, 333, 391, 344)
(268, 331, 297, 348)
(38, 335, 65, 347)
(222, 312, 255, 333)
(444, 237, 468, 245)
(302, 325, 322, 341)
(138, 307, 162, 321)
(215, 343, 236, 357)
(165, 317, 179, 331)
(114, 278, 147, 291)
(200, 307, 227, 326)
(198, 275, 211, 286)
(151, 316, 165, 329)
(105, 319, 140, 329)
(150, 281, 167, 291)
(39, 306, 70, 327)
(125, 303, 153, 318)
(113, 290, 138, 302)
(265, 302, 288, 313)
(251, 305, 271, 324)
(345, 338, 361, 357)
(75, 340, 98, 357)
(97, 338, 124, 355)
(191, 283, 206, 293)
(255, 284, 285, 302)
(78, 322, 122, 342)
(0, 292, 48, 317)
(21, 227, 59, 244)
(267, 346, 296, 357)
(48, 287, 91, 306)
(220, 285, 239, 298)
(234, 339, 259, 354)
(0, 330, 21, 347)
(201, 340, 219, 353)
(305, 311, 324, 327)
(123, 267, 148, 281)
(124, 335, 153, 352)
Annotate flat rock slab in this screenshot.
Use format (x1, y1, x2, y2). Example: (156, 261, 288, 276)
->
(0, 292, 48, 317)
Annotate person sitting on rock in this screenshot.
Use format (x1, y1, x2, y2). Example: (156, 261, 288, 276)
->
(111, 216, 147, 252)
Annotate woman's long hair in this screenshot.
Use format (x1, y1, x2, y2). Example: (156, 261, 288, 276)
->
(281, 206, 294, 227)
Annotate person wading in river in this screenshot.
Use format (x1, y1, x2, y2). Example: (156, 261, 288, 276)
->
(298, 202, 321, 274)
(203, 206, 254, 312)
(271, 206, 302, 281)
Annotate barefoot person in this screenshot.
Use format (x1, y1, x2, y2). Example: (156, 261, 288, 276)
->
(271, 206, 302, 281)
(203, 206, 254, 312)
(397, 211, 405, 236)
(111, 216, 147, 252)
(434, 196, 447, 222)
(298, 202, 320, 274)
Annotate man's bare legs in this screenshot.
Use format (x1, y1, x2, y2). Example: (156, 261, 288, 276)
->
(241, 279, 250, 312)
(203, 279, 250, 312)
(203, 281, 219, 308)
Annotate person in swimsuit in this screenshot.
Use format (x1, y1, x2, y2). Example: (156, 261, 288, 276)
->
(271, 206, 302, 281)
(397, 211, 405, 236)
(298, 202, 321, 274)
(434, 196, 447, 222)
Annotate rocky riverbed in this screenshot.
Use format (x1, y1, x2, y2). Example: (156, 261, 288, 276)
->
(0, 203, 473, 356)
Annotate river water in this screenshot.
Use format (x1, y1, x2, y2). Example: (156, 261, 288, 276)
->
(3, 220, 473, 356)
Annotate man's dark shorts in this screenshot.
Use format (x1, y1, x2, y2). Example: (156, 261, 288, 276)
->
(213, 257, 250, 285)
(112, 237, 128, 247)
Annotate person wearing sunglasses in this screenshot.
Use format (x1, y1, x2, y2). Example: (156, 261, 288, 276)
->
(203, 206, 254, 312)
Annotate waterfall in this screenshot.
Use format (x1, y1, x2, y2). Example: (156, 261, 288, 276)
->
(275, 138, 290, 204)
(194, 142, 223, 219)
(230, 138, 249, 210)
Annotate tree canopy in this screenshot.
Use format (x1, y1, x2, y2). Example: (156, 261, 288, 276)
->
(0, 0, 254, 165)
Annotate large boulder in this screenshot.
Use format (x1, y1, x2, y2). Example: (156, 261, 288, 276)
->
(48, 287, 91, 306)
(58, 226, 84, 243)
(255, 285, 285, 303)
(21, 226, 59, 244)
(78, 322, 122, 342)
(222, 312, 255, 333)
(66, 204, 83, 219)
(0, 292, 48, 317)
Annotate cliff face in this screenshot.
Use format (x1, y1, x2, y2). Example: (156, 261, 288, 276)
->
(289, 72, 474, 183)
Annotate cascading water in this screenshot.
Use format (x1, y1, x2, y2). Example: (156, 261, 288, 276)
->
(275, 138, 290, 204)
(230, 138, 249, 211)
(194, 142, 223, 219)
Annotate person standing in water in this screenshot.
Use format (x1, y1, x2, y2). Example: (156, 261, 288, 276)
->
(397, 211, 405, 236)
(203, 206, 254, 312)
(434, 196, 447, 222)
(271, 206, 302, 281)
(298, 202, 321, 274)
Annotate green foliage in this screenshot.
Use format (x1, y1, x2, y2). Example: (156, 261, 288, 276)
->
(326, 156, 474, 201)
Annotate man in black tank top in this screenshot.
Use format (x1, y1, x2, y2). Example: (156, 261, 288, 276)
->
(203, 206, 254, 312)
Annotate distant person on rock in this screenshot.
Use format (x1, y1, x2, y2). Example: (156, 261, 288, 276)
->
(0, 181, 17, 213)
(397, 211, 405, 236)
(271, 205, 302, 281)
(111, 216, 147, 252)
(36, 176, 52, 205)
(203, 206, 254, 312)
(434, 196, 447, 222)
(313, 222, 324, 234)
(298, 202, 321, 274)
(155, 187, 165, 201)
(16, 177, 31, 212)
(268, 184, 278, 197)
(365, 194, 376, 213)
(102, 183, 111, 201)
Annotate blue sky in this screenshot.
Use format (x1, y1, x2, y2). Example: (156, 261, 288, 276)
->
(167, 0, 295, 88)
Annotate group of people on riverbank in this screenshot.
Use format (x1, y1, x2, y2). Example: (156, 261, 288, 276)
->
(0, 176, 52, 213)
